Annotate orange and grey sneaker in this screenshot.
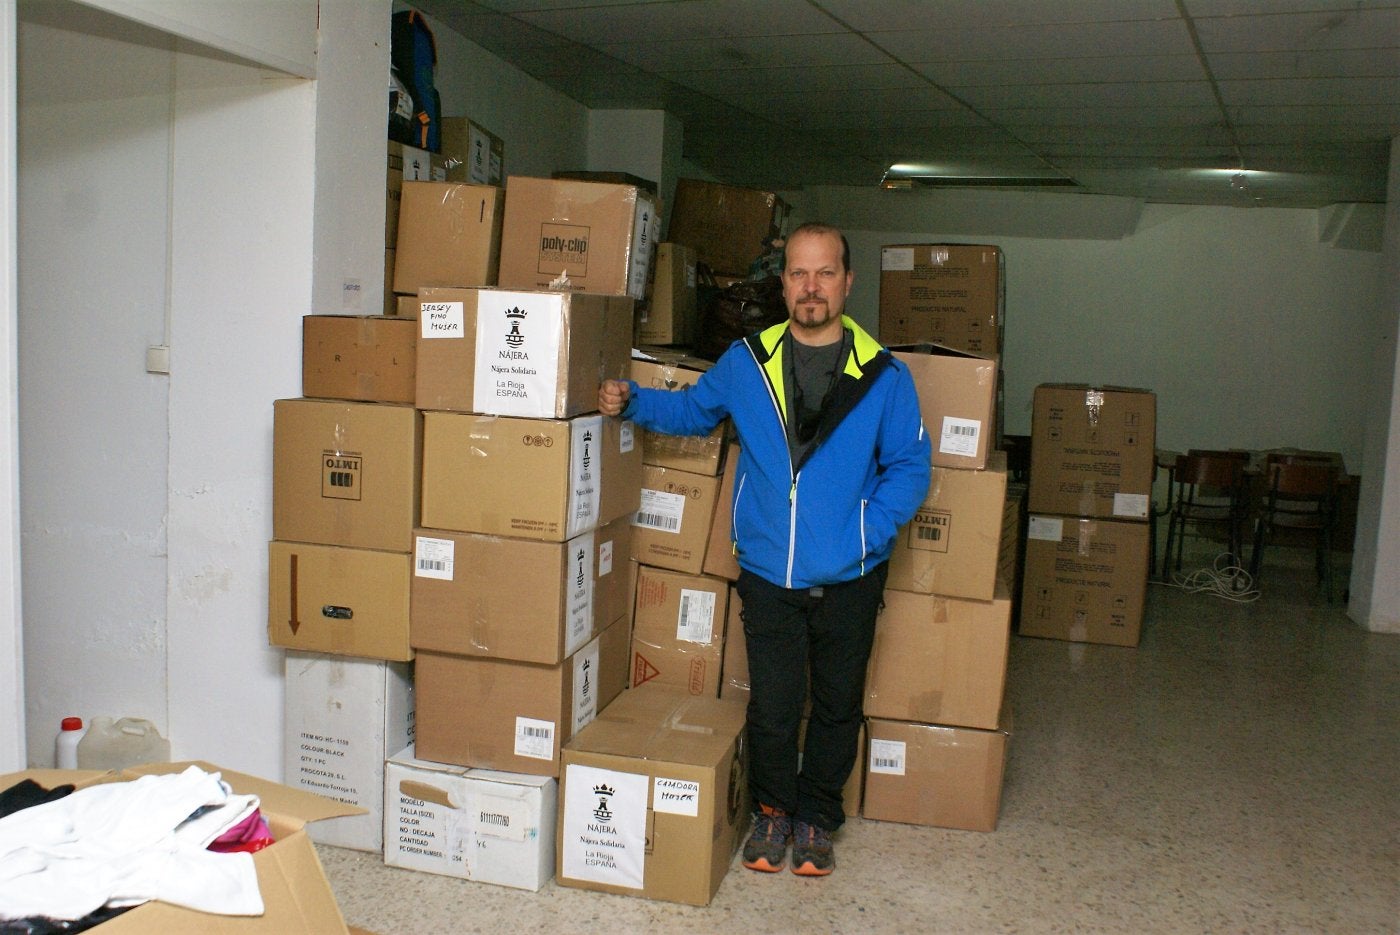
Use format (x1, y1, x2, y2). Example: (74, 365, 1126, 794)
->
(790, 819, 834, 876)
(741, 804, 791, 873)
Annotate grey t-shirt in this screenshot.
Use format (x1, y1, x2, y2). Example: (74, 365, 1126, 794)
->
(784, 328, 849, 466)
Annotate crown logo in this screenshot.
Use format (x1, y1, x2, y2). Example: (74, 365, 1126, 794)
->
(592, 782, 615, 821)
(503, 307, 527, 319)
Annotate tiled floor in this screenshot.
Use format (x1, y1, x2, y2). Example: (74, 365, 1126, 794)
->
(319, 538, 1399, 934)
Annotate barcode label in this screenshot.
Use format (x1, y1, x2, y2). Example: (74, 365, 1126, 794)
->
(514, 717, 555, 760)
(633, 488, 685, 534)
(413, 536, 455, 581)
(676, 589, 716, 644)
(635, 511, 680, 531)
(869, 739, 906, 775)
(939, 416, 981, 457)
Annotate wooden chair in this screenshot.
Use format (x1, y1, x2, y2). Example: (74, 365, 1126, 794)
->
(1163, 452, 1249, 575)
(1248, 457, 1340, 600)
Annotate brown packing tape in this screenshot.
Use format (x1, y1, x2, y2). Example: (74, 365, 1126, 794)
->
(400, 778, 455, 809)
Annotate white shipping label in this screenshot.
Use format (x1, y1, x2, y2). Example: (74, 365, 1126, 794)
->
(565, 531, 597, 657)
(653, 777, 701, 817)
(1114, 492, 1149, 519)
(513, 717, 556, 761)
(414, 536, 455, 581)
(634, 488, 685, 534)
(562, 765, 648, 889)
(598, 539, 614, 577)
(474, 793, 529, 843)
(869, 739, 907, 776)
(627, 198, 660, 301)
(1027, 515, 1065, 542)
(567, 416, 605, 538)
(939, 417, 981, 457)
(676, 588, 716, 644)
(572, 636, 602, 735)
(619, 420, 636, 454)
(401, 144, 434, 180)
(421, 301, 464, 339)
(472, 291, 564, 417)
(881, 247, 915, 271)
(686, 263, 697, 288)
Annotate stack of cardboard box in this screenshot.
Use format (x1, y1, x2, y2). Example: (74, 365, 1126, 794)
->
(1019, 384, 1157, 648)
(666, 178, 790, 283)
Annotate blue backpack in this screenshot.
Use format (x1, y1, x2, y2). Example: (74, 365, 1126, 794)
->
(389, 10, 441, 152)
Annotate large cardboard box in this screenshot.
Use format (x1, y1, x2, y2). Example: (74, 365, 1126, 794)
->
(410, 515, 632, 665)
(886, 452, 1008, 600)
(630, 565, 728, 696)
(637, 242, 698, 345)
(630, 464, 721, 575)
(386, 140, 448, 249)
(666, 178, 789, 278)
(702, 441, 742, 582)
(414, 614, 630, 777)
(440, 115, 504, 185)
(1019, 514, 1149, 647)
(1000, 482, 1027, 601)
(864, 580, 1012, 731)
(267, 541, 413, 661)
(302, 314, 417, 404)
(718, 585, 747, 701)
(1028, 384, 1156, 521)
(878, 244, 1004, 355)
(628, 347, 727, 475)
(283, 651, 415, 852)
(414, 287, 633, 418)
(557, 683, 748, 906)
(497, 176, 659, 301)
(892, 343, 999, 471)
(862, 710, 1012, 832)
(392, 181, 504, 294)
(420, 411, 641, 542)
(383, 745, 555, 891)
(0, 762, 363, 933)
(272, 398, 421, 553)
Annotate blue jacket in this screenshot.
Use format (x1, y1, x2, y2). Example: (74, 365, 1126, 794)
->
(623, 317, 931, 589)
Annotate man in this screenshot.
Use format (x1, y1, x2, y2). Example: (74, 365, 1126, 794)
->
(598, 222, 930, 876)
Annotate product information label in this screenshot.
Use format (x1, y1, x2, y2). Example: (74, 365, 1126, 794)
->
(1113, 492, 1149, 519)
(571, 636, 602, 735)
(869, 739, 907, 775)
(1027, 515, 1066, 542)
(939, 417, 981, 457)
(634, 488, 685, 534)
(513, 717, 555, 761)
(627, 198, 660, 301)
(473, 291, 563, 418)
(619, 420, 636, 454)
(414, 536, 455, 580)
(598, 539, 614, 577)
(562, 765, 647, 889)
(474, 793, 529, 843)
(676, 588, 716, 644)
(653, 777, 701, 817)
(565, 531, 597, 657)
(567, 416, 604, 538)
(421, 301, 464, 339)
(881, 247, 915, 271)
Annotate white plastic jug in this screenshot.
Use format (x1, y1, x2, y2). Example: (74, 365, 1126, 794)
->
(75, 716, 171, 770)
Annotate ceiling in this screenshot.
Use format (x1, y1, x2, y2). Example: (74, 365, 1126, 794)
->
(413, 0, 1400, 208)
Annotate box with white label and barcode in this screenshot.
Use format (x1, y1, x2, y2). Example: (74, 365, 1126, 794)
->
(886, 452, 1008, 601)
(630, 464, 721, 575)
(383, 745, 556, 891)
(862, 709, 1011, 832)
(890, 344, 999, 470)
(630, 565, 727, 697)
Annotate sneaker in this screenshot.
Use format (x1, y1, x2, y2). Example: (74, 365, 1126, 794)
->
(741, 804, 791, 873)
(790, 819, 834, 876)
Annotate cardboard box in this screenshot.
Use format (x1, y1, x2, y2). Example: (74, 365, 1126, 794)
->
(864, 580, 1012, 730)
(383, 745, 555, 891)
(718, 585, 747, 701)
(630, 465, 721, 575)
(702, 441, 741, 582)
(1028, 384, 1157, 521)
(410, 515, 633, 665)
(891, 344, 999, 470)
(267, 541, 413, 661)
(392, 181, 505, 293)
(420, 411, 642, 542)
(1019, 514, 1149, 647)
(1000, 482, 1027, 599)
(666, 178, 789, 277)
(395, 294, 421, 317)
(557, 682, 748, 906)
(387, 140, 448, 249)
(414, 287, 633, 418)
(497, 176, 659, 301)
(283, 651, 415, 852)
(441, 115, 504, 185)
(302, 314, 417, 404)
(630, 566, 728, 696)
(383, 248, 396, 314)
(414, 614, 630, 777)
(863, 710, 1012, 831)
(552, 169, 659, 198)
(0, 761, 363, 933)
(628, 347, 727, 475)
(272, 398, 421, 553)
(637, 242, 698, 345)
(878, 244, 1004, 355)
(886, 452, 1008, 600)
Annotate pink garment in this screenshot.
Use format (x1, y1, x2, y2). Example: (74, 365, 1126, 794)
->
(207, 810, 274, 854)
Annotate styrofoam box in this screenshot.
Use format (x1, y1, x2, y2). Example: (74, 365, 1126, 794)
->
(384, 745, 557, 891)
(283, 651, 415, 851)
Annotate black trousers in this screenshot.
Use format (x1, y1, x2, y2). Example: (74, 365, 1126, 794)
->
(736, 562, 888, 832)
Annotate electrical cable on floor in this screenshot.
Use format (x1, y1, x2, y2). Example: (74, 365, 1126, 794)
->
(1154, 552, 1261, 602)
